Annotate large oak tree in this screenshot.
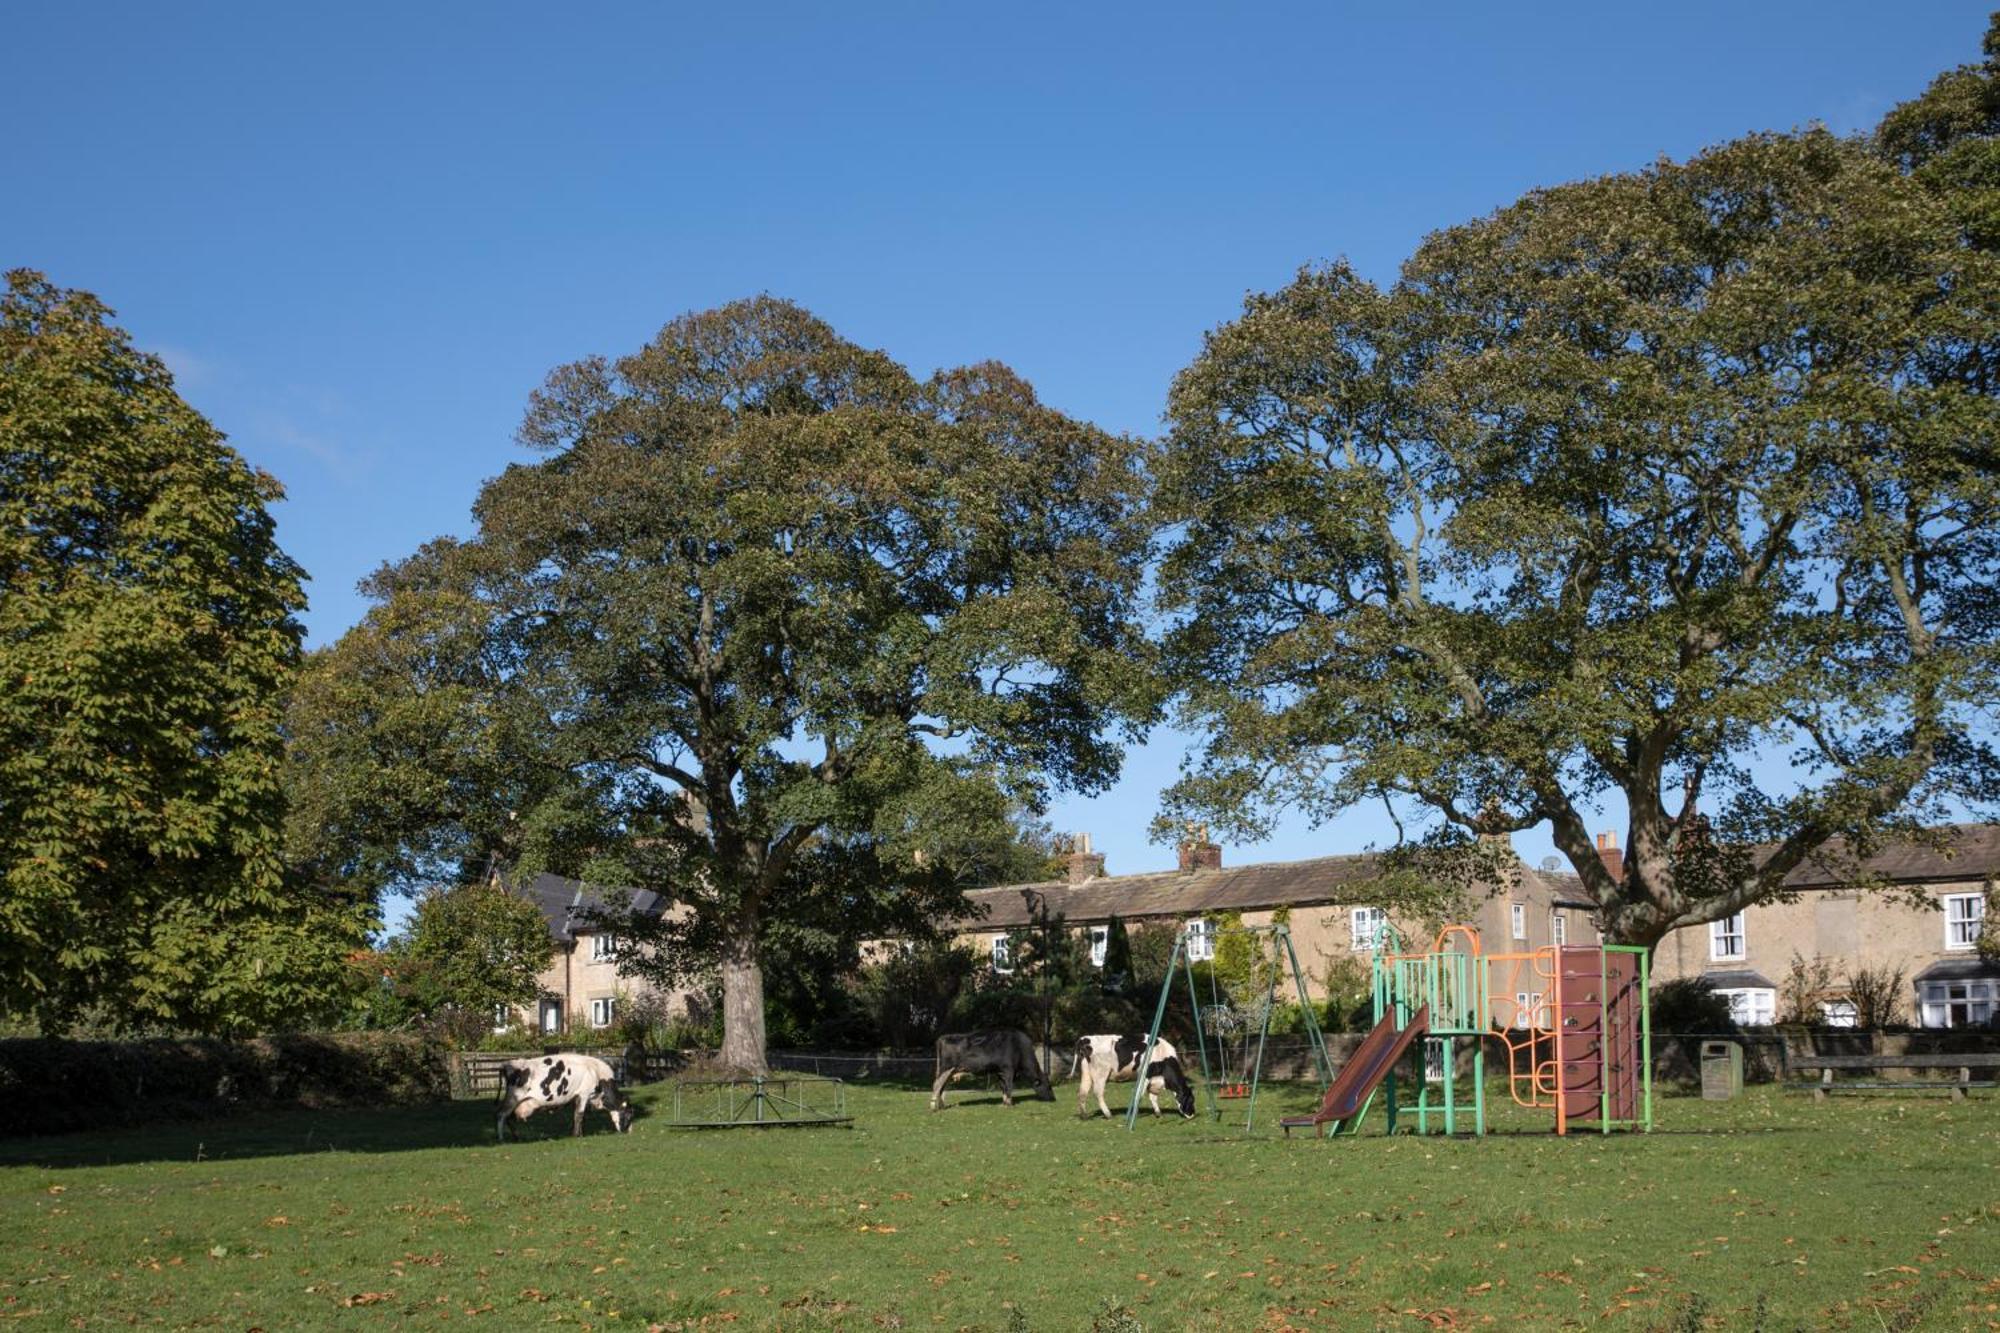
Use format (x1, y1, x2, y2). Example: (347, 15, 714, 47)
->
(328, 298, 1154, 1067)
(1155, 129, 2000, 948)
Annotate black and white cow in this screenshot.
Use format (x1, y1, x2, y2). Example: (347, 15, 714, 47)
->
(929, 1029, 1054, 1110)
(1074, 1034, 1196, 1119)
(496, 1054, 634, 1140)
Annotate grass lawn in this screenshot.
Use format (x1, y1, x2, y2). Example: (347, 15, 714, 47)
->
(2, 1075, 1996, 1331)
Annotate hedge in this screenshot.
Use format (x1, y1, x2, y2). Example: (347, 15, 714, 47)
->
(0, 1031, 453, 1136)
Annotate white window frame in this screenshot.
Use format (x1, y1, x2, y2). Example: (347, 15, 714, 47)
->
(1510, 903, 1527, 941)
(539, 998, 563, 1034)
(588, 996, 615, 1028)
(991, 934, 1013, 973)
(1088, 925, 1109, 969)
(1715, 987, 1775, 1026)
(1710, 914, 1746, 961)
(1550, 912, 1567, 946)
(1185, 918, 1215, 962)
(1944, 893, 1984, 951)
(1920, 978, 1998, 1029)
(589, 932, 618, 963)
(1512, 990, 1547, 1029)
(492, 1003, 512, 1032)
(1818, 999, 1857, 1028)
(1350, 906, 1386, 951)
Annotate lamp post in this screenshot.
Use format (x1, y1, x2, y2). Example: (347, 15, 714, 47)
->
(1022, 887, 1053, 1076)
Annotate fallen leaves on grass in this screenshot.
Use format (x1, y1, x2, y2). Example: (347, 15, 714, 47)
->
(339, 1292, 394, 1307)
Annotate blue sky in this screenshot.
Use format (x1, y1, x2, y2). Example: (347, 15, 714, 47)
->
(5, 2, 1991, 885)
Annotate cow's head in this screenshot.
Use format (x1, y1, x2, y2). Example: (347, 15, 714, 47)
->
(1157, 1057, 1197, 1119)
(595, 1083, 636, 1133)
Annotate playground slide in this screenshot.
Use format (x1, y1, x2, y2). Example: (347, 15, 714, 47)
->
(1284, 1004, 1430, 1131)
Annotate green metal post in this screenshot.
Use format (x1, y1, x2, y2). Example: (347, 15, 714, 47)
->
(1126, 932, 1185, 1130)
(1475, 942, 1489, 1137)
(1278, 926, 1334, 1088)
(1443, 1037, 1456, 1136)
(1242, 960, 1276, 1132)
(1639, 947, 1653, 1133)
(1473, 1039, 1485, 1136)
(1183, 942, 1221, 1124)
(1600, 944, 1616, 1128)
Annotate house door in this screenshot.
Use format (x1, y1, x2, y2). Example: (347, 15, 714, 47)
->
(539, 998, 563, 1034)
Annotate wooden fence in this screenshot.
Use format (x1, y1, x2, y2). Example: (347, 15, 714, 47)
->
(446, 1046, 685, 1099)
(451, 1029, 2000, 1098)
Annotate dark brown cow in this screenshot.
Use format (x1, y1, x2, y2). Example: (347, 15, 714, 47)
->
(929, 1030, 1053, 1110)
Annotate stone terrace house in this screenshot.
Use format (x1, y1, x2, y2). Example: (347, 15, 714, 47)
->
(1636, 823, 1999, 1030)
(948, 832, 1590, 1010)
(491, 869, 699, 1036)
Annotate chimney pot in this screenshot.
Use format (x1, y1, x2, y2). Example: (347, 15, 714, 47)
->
(1595, 830, 1624, 883)
(1067, 833, 1106, 884)
(1177, 822, 1223, 873)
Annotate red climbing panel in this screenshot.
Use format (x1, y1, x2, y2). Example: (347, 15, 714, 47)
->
(1555, 947, 1644, 1129)
(1592, 948, 1642, 1124)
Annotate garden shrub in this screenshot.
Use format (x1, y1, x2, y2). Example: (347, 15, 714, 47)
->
(0, 1031, 452, 1136)
(1651, 977, 1737, 1035)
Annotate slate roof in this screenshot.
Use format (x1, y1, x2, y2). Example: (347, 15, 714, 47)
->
(498, 868, 669, 943)
(1698, 968, 1777, 991)
(953, 852, 1570, 930)
(1494, 824, 1999, 895)
(1912, 956, 2000, 984)
(1785, 824, 2000, 888)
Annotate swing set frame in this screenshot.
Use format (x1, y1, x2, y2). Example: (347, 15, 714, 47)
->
(1124, 920, 1335, 1130)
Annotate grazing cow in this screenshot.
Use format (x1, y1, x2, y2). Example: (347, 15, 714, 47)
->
(929, 1029, 1054, 1110)
(1074, 1034, 1197, 1120)
(496, 1054, 634, 1140)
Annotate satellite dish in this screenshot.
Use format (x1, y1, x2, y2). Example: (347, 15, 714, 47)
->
(1539, 856, 1562, 872)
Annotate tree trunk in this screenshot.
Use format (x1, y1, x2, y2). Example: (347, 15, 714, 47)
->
(718, 922, 767, 1073)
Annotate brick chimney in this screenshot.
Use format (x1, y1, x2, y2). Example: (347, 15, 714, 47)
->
(1595, 831, 1624, 883)
(1066, 832, 1106, 885)
(1177, 822, 1222, 873)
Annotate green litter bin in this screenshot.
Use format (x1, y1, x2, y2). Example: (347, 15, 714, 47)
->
(1701, 1040, 1743, 1100)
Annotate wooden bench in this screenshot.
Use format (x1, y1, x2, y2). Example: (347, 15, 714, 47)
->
(1791, 1054, 2000, 1102)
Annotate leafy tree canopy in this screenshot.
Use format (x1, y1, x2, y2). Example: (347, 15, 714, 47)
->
(1155, 129, 2000, 947)
(0, 270, 365, 1033)
(282, 539, 619, 902)
(1877, 13, 2000, 251)
(393, 882, 555, 1041)
(315, 297, 1156, 1067)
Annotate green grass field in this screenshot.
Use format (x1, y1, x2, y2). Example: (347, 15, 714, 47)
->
(2, 1076, 1995, 1331)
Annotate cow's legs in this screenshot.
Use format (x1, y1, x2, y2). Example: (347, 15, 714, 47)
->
(572, 1098, 587, 1136)
(1095, 1069, 1116, 1119)
(930, 1067, 954, 1111)
(999, 1067, 1015, 1107)
(1077, 1064, 1092, 1117)
(496, 1109, 510, 1142)
(1148, 1088, 1162, 1116)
